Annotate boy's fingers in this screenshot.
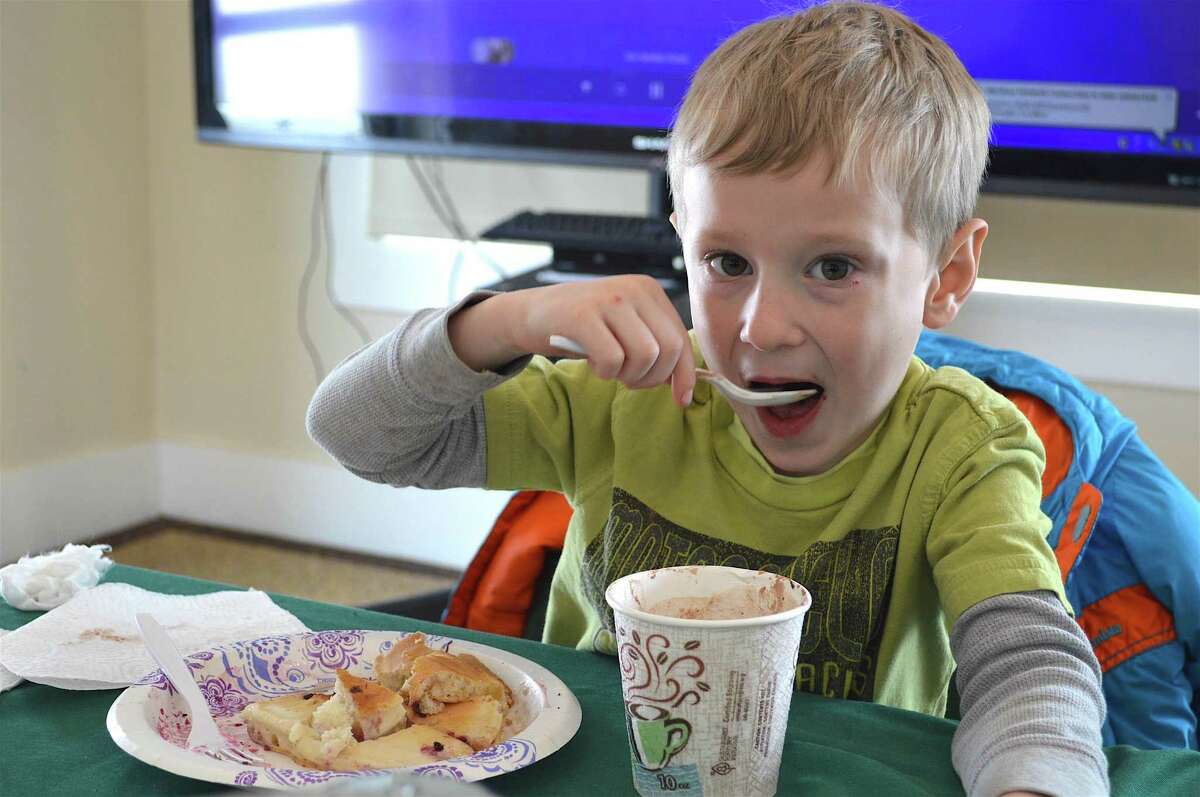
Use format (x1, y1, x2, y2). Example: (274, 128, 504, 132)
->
(573, 319, 626, 380)
(605, 304, 661, 385)
(669, 337, 696, 407)
(550, 276, 692, 405)
(651, 285, 695, 403)
(628, 307, 687, 391)
(633, 288, 694, 406)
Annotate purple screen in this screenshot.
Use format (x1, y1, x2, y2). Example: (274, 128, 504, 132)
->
(211, 0, 1200, 160)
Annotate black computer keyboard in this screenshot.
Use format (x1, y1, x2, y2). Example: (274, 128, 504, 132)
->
(481, 211, 682, 257)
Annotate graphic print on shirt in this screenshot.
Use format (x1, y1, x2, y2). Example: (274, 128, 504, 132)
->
(583, 488, 899, 701)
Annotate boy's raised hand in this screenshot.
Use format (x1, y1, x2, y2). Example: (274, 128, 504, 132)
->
(448, 275, 696, 407)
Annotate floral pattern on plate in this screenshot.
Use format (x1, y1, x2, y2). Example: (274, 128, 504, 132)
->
(107, 630, 582, 791)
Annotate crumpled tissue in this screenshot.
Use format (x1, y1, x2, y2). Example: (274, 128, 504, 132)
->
(0, 543, 114, 611)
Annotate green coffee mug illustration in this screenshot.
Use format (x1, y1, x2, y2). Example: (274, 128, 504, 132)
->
(629, 713, 692, 770)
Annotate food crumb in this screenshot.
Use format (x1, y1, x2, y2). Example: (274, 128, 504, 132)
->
(75, 627, 135, 643)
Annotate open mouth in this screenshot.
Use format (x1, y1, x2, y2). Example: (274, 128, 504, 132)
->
(748, 380, 821, 394)
(749, 381, 824, 418)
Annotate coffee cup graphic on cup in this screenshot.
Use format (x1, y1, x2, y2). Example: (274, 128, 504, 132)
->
(630, 713, 692, 770)
(607, 566, 812, 797)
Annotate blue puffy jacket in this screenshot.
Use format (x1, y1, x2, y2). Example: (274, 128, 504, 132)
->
(917, 331, 1199, 750)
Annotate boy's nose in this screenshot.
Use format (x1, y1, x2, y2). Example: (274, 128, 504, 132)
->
(738, 285, 807, 352)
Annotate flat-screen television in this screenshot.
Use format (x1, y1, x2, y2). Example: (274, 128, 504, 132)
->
(194, 0, 1200, 207)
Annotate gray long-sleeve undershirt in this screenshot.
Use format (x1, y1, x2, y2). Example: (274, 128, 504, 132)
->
(306, 301, 1109, 797)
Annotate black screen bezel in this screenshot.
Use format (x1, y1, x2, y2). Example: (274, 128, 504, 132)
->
(191, 0, 1199, 206)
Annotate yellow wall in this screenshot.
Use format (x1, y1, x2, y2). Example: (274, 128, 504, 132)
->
(2, 1, 1197, 490)
(1, 0, 155, 469)
(142, 1, 371, 463)
(977, 194, 1199, 294)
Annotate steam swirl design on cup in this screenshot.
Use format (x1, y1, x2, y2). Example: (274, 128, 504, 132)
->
(617, 628, 710, 770)
(618, 628, 709, 709)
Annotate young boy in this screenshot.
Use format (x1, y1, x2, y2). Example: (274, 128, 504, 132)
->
(308, 3, 1108, 794)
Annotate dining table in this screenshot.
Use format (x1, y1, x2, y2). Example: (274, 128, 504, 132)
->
(1, 563, 1197, 796)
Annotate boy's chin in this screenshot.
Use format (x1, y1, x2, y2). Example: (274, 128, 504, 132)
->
(747, 417, 865, 477)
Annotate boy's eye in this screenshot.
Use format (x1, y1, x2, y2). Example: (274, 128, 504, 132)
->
(706, 253, 751, 277)
(808, 257, 855, 282)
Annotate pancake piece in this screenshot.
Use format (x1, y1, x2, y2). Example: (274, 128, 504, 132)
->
(241, 635, 515, 771)
(242, 690, 473, 771)
(240, 692, 333, 767)
(293, 713, 354, 763)
(408, 696, 506, 751)
(313, 669, 407, 742)
(328, 725, 473, 771)
(373, 632, 436, 691)
(403, 652, 512, 716)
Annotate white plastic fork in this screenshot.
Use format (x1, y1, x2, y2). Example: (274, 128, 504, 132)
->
(548, 334, 818, 407)
(135, 613, 266, 767)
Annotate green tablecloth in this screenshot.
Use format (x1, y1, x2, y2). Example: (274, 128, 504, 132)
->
(1, 564, 1197, 796)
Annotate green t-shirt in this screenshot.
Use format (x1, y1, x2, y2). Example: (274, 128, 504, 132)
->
(483, 350, 1068, 717)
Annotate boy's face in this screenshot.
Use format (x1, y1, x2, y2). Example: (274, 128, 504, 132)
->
(674, 155, 938, 476)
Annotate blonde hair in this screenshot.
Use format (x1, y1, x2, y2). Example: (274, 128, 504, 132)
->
(667, 1, 990, 257)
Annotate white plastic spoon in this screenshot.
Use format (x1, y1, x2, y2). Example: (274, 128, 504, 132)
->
(548, 334, 818, 407)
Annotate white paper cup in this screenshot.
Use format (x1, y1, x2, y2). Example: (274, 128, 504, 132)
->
(605, 566, 811, 797)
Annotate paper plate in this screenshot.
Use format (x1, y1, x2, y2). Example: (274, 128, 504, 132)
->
(106, 630, 582, 790)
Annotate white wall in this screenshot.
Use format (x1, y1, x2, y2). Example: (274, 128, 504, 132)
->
(1, 1, 1196, 568)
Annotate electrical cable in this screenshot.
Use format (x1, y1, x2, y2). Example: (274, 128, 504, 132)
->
(425, 159, 508, 280)
(406, 157, 462, 238)
(418, 158, 479, 301)
(403, 158, 466, 301)
(297, 154, 328, 386)
(404, 157, 472, 301)
(445, 246, 467, 305)
(320, 153, 372, 347)
(424, 157, 471, 240)
(406, 156, 508, 284)
(298, 154, 373, 387)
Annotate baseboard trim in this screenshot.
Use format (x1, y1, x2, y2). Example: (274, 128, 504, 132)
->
(84, 517, 167, 549)
(156, 443, 510, 572)
(0, 444, 160, 564)
(1, 443, 511, 571)
(85, 517, 463, 578)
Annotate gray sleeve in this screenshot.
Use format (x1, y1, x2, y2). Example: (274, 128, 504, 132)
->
(951, 590, 1109, 797)
(305, 294, 531, 489)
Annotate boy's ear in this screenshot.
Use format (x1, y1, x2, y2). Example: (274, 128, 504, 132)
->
(669, 211, 680, 235)
(923, 218, 987, 329)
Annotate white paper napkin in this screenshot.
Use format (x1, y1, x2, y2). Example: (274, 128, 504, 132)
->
(0, 582, 310, 690)
(0, 631, 20, 692)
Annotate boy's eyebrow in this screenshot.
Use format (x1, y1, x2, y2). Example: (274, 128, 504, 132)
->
(695, 228, 884, 259)
(803, 233, 883, 257)
(690, 226, 748, 246)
